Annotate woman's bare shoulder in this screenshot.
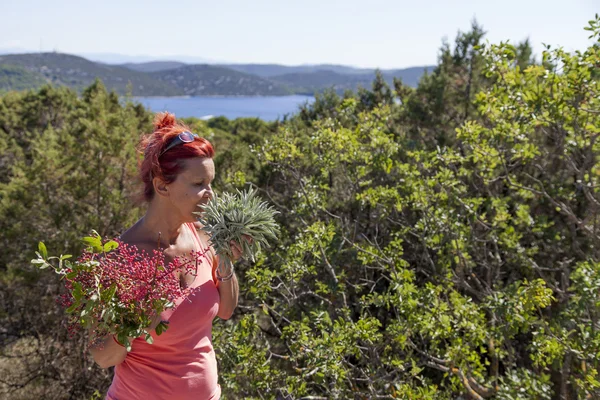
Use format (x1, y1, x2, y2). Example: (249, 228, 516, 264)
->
(118, 226, 158, 255)
(192, 221, 210, 241)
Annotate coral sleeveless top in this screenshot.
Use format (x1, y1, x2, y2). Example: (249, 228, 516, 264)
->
(106, 223, 221, 400)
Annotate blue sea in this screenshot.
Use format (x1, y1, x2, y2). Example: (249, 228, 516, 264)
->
(133, 95, 315, 121)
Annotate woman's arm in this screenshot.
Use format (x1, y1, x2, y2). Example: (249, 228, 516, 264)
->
(89, 334, 128, 369)
(216, 272, 239, 320)
(215, 239, 243, 320)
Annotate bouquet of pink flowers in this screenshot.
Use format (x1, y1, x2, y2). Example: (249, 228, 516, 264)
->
(31, 231, 203, 351)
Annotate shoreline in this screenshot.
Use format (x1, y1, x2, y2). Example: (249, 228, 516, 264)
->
(129, 94, 314, 99)
(123, 94, 315, 122)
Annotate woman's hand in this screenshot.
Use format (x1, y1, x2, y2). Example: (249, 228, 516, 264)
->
(229, 240, 243, 263)
(229, 235, 253, 263)
(218, 235, 252, 279)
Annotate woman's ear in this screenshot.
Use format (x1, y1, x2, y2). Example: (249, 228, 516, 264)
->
(153, 177, 169, 198)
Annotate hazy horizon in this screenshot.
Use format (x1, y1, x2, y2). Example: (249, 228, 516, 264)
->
(0, 49, 436, 70)
(2, 0, 597, 69)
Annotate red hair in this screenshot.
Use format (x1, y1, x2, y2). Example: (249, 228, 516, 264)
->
(138, 112, 215, 202)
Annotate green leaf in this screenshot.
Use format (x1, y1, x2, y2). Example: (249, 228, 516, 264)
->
(145, 333, 154, 344)
(103, 240, 119, 252)
(155, 321, 169, 336)
(82, 235, 103, 253)
(66, 302, 79, 313)
(101, 284, 117, 303)
(38, 242, 47, 259)
(65, 271, 78, 280)
(116, 333, 132, 352)
(37, 262, 49, 269)
(72, 281, 83, 300)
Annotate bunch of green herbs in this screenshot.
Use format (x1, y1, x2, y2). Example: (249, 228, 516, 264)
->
(195, 187, 279, 268)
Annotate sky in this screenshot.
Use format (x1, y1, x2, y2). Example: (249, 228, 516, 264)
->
(1, 0, 597, 68)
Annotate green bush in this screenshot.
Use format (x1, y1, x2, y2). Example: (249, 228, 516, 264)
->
(214, 16, 600, 399)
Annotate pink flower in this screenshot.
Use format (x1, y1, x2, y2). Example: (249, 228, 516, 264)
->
(58, 238, 210, 348)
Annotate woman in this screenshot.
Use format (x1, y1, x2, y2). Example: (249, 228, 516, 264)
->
(90, 112, 239, 400)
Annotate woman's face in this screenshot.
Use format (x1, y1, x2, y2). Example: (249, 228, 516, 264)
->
(167, 157, 215, 222)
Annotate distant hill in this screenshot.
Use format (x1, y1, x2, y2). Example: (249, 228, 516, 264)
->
(217, 64, 373, 78)
(270, 66, 432, 95)
(0, 52, 432, 96)
(0, 53, 182, 96)
(152, 64, 292, 96)
(122, 62, 370, 77)
(271, 70, 374, 95)
(380, 66, 432, 88)
(81, 52, 218, 65)
(0, 64, 47, 92)
(221, 64, 432, 83)
(119, 61, 187, 73)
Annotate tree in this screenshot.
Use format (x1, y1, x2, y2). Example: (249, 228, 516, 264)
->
(0, 81, 152, 399)
(214, 17, 600, 399)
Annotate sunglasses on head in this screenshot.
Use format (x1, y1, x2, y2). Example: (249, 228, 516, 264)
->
(159, 131, 199, 157)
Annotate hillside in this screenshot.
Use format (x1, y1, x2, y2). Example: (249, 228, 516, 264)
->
(0, 64, 47, 92)
(270, 70, 374, 94)
(0, 53, 182, 96)
(381, 66, 432, 87)
(119, 61, 187, 72)
(121, 62, 432, 92)
(219, 63, 432, 83)
(217, 63, 375, 77)
(0, 53, 432, 96)
(270, 66, 431, 94)
(152, 64, 292, 96)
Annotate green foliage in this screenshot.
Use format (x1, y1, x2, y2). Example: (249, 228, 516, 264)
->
(0, 81, 152, 398)
(196, 187, 280, 267)
(0, 64, 47, 91)
(213, 16, 600, 400)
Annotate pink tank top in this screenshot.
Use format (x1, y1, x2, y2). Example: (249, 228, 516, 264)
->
(106, 223, 221, 400)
